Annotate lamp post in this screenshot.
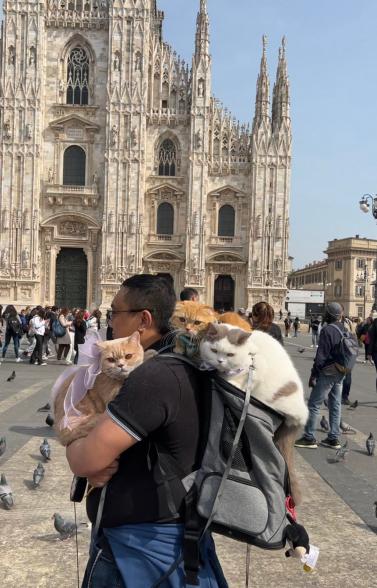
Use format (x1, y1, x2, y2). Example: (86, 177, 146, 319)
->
(356, 267, 368, 318)
(359, 194, 377, 310)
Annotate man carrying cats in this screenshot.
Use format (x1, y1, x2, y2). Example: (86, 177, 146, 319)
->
(66, 275, 228, 588)
(295, 302, 347, 450)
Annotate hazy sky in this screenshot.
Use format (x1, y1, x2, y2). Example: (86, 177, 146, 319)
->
(159, 0, 377, 268)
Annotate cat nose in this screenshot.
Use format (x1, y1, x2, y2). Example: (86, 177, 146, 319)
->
(217, 358, 224, 364)
(118, 363, 124, 368)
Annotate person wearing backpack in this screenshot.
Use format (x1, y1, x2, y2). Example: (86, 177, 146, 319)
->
(293, 316, 300, 337)
(295, 302, 358, 450)
(66, 275, 229, 588)
(284, 315, 292, 337)
(1, 305, 23, 362)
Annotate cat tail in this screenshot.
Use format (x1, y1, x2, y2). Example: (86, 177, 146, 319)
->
(274, 422, 302, 506)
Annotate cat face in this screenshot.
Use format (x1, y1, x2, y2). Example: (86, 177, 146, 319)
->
(171, 301, 218, 353)
(97, 332, 144, 381)
(200, 323, 256, 373)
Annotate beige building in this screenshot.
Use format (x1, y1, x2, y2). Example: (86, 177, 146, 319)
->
(289, 236, 377, 318)
(0, 0, 292, 311)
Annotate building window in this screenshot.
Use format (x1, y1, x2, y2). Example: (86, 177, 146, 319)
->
(355, 285, 364, 297)
(335, 259, 343, 270)
(334, 280, 342, 297)
(158, 139, 176, 176)
(357, 306, 364, 318)
(218, 205, 235, 237)
(63, 145, 86, 186)
(66, 46, 89, 106)
(356, 258, 365, 269)
(157, 202, 174, 235)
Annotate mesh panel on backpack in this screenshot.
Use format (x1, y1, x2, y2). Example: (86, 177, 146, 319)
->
(221, 406, 252, 472)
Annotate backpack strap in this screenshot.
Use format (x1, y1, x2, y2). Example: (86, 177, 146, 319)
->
(328, 323, 345, 338)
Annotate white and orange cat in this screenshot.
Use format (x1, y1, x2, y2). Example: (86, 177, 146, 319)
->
(200, 323, 308, 503)
(53, 332, 149, 446)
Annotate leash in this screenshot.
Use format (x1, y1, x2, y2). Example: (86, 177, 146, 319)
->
(73, 502, 80, 588)
(245, 544, 251, 588)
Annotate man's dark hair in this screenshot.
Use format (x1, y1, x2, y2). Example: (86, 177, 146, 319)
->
(122, 274, 176, 335)
(180, 287, 199, 301)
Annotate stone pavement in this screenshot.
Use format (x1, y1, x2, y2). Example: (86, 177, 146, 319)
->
(2, 428, 377, 587)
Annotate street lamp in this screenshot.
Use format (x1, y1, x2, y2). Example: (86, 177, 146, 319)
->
(359, 193, 377, 310)
(356, 266, 368, 318)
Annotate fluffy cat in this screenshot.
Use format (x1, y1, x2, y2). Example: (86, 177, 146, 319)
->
(53, 332, 146, 446)
(218, 312, 252, 331)
(200, 323, 308, 504)
(170, 301, 218, 358)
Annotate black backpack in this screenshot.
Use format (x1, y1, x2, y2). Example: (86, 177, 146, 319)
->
(7, 317, 22, 335)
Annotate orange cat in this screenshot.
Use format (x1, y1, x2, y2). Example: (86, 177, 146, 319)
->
(218, 312, 252, 331)
(53, 332, 146, 446)
(171, 301, 218, 358)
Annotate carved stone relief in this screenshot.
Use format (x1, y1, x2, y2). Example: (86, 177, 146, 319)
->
(59, 221, 87, 237)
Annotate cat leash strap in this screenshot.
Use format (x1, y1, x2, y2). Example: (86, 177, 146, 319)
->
(73, 502, 80, 588)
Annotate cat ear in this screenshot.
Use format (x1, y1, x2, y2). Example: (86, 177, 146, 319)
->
(206, 322, 219, 341)
(227, 329, 251, 346)
(129, 331, 141, 345)
(96, 340, 107, 350)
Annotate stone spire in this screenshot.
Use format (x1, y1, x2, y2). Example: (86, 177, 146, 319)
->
(272, 36, 290, 131)
(252, 35, 270, 132)
(195, 0, 210, 62)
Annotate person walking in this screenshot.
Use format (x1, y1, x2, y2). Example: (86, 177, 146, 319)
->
(29, 309, 47, 366)
(367, 314, 377, 392)
(357, 316, 373, 363)
(106, 309, 113, 341)
(1, 305, 23, 362)
(0, 305, 3, 349)
(340, 315, 355, 406)
(293, 316, 300, 337)
(56, 308, 73, 363)
(66, 275, 228, 588)
(284, 314, 292, 338)
(295, 302, 347, 450)
(310, 316, 321, 347)
(73, 309, 87, 365)
(251, 301, 284, 345)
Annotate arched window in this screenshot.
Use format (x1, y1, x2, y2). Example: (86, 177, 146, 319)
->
(334, 280, 342, 298)
(157, 202, 174, 235)
(218, 205, 235, 237)
(66, 46, 89, 105)
(63, 146, 86, 186)
(158, 139, 176, 176)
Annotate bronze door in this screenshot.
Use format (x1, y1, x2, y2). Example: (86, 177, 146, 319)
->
(214, 274, 235, 312)
(55, 248, 87, 309)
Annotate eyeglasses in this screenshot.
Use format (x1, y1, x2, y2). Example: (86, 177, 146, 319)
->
(108, 309, 154, 321)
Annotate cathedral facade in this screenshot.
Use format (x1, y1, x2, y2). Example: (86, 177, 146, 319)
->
(0, 0, 292, 311)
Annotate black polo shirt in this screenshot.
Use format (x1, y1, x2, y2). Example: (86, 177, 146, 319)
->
(86, 340, 205, 527)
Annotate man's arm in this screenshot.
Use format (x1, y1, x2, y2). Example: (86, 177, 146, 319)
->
(311, 327, 333, 376)
(66, 413, 137, 478)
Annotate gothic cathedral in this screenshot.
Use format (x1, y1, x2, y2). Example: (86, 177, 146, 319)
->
(0, 0, 291, 311)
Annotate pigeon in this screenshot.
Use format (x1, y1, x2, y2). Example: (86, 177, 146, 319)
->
(0, 436, 6, 457)
(320, 416, 329, 432)
(32, 463, 45, 488)
(347, 400, 358, 410)
(334, 441, 349, 462)
(0, 473, 14, 509)
(37, 403, 51, 413)
(6, 371, 16, 382)
(45, 414, 54, 427)
(340, 421, 356, 435)
(366, 433, 375, 456)
(39, 438, 51, 461)
(52, 513, 77, 540)
(298, 348, 306, 354)
(374, 501, 377, 519)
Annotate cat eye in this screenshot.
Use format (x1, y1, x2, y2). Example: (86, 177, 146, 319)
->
(194, 321, 202, 326)
(227, 353, 235, 358)
(179, 317, 186, 323)
(107, 358, 116, 363)
(211, 348, 218, 354)
(125, 354, 133, 360)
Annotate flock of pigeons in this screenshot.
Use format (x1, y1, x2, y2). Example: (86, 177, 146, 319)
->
(0, 371, 78, 540)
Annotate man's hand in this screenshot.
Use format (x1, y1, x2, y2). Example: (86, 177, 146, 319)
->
(88, 460, 119, 488)
(308, 375, 317, 388)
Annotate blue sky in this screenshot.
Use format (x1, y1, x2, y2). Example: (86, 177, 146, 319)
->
(159, 0, 377, 268)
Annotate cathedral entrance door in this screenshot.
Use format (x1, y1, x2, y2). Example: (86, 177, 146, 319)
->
(55, 248, 88, 309)
(214, 275, 235, 312)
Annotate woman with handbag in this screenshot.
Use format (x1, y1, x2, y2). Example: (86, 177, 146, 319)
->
(55, 308, 73, 363)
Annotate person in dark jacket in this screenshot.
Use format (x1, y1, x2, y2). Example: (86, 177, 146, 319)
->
(73, 309, 87, 365)
(250, 302, 284, 345)
(295, 302, 346, 450)
(2, 305, 23, 362)
(367, 313, 377, 391)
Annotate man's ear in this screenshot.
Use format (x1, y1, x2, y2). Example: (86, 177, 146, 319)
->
(139, 310, 153, 332)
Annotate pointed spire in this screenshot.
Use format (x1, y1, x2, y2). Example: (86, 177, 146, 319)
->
(195, 0, 210, 62)
(272, 36, 290, 132)
(252, 36, 270, 132)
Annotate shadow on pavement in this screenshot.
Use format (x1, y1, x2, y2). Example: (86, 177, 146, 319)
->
(9, 425, 55, 438)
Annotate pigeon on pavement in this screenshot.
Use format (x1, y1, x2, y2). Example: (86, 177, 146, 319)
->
(39, 438, 51, 461)
(298, 348, 306, 354)
(320, 416, 329, 432)
(0, 473, 14, 509)
(45, 414, 54, 427)
(33, 463, 45, 488)
(347, 400, 358, 410)
(37, 403, 51, 413)
(6, 371, 16, 382)
(52, 513, 77, 540)
(0, 436, 6, 457)
(334, 441, 349, 462)
(340, 421, 356, 435)
(366, 433, 375, 456)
